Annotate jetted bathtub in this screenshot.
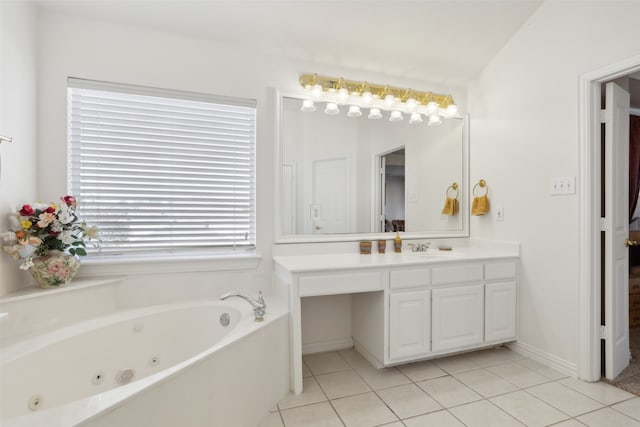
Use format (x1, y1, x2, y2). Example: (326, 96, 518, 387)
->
(1, 298, 289, 427)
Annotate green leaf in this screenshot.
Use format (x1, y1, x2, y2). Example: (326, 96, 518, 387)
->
(75, 248, 87, 256)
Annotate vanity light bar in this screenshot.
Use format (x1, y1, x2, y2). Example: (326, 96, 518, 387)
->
(298, 73, 458, 123)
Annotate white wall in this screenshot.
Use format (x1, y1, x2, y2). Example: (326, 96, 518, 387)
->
(469, 1, 640, 371)
(23, 11, 465, 348)
(0, 1, 38, 295)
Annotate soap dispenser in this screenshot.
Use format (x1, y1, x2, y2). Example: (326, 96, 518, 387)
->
(394, 231, 402, 253)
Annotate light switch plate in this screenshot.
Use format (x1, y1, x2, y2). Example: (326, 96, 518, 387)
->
(550, 176, 576, 195)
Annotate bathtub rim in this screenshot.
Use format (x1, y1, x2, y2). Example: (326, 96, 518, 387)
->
(1, 298, 288, 427)
(1, 299, 242, 364)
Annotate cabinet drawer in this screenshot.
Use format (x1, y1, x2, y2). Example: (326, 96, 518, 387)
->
(390, 267, 431, 290)
(485, 262, 517, 281)
(299, 270, 385, 297)
(631, 310, 640, 328)
(631, 294, 640, 311)
(432, 264, 483, 285)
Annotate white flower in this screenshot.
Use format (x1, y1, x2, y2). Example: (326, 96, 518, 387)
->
(7, 214, 20, 230)
(51, 221, 63, 233)
(19, 257, 34, 270)
(84, 225, 99, 239)
(59, 230, 76, 245)
(57, 210, 74, 225)
(3, 245, 21, 260)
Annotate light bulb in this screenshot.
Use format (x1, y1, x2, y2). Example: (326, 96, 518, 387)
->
(337, 88, 349, 105)
(409, 112, 423, 124)
(362, 91, 373, 104)
(311, 84, 323, 99)
(428, 114, 442, 126)
(425, 101, 439, 115)
(347, 105, 362, 117)
(324, 102, 339, 115)
(301, 99, 316, 112)
(406, 98, 417, 112)
(446, 103, 458, 117)
(384, 94, 396, 109)
(389, 110, 403, 122)
(368, 108, 382, 120)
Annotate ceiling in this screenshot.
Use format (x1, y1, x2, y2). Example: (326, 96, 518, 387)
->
(35, 1, 542, 86)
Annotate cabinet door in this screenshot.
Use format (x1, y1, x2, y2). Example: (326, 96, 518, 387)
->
(485, 281, 517, 342)
(389, 290, 431, 360)
(432, 284, 484, 352)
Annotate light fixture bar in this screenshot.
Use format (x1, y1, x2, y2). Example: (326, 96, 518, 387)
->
(299, 73, 456, 109)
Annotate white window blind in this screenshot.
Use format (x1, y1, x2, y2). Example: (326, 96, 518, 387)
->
(67, 78, 256, 255)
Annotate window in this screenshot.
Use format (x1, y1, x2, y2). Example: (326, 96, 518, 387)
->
(68, 78, 256, 256)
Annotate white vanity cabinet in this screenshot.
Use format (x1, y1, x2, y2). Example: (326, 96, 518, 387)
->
(384, 260, 518, 366)
(388, 267, 432, 360)
(430, 263, 485, 353)
(432, 284, 485, 352)
(484, 262, 518, 343)
(389, 290, 431, 360)
(273, 250, 518, 394)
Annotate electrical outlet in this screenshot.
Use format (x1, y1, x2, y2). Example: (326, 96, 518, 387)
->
(496, 208, 504, 222)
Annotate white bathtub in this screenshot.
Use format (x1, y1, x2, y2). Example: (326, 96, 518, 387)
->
(1, 298, 289, 427)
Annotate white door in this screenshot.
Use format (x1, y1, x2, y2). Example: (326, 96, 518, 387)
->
(604, 82, 631, 379)
(432, 284, 484, 352)
(389, 290, 431, 360)
(485, 282, 517, 342)
(310, 157, 350, 234)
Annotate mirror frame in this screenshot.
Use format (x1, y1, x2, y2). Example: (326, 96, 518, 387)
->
(273, 89, 470, 244)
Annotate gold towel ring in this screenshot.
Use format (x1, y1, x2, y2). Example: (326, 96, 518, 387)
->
(446, 182, 459, 199)
(472, 179, 488, 197)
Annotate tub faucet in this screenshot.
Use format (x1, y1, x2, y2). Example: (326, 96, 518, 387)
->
(220, 291, 266, 322)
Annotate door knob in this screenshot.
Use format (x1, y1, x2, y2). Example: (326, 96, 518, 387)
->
(625, 239, 639, 247)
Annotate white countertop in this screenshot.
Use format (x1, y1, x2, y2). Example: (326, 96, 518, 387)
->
(273, 245, 519, 273)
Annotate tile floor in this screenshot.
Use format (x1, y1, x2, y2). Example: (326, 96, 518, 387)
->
(258, 347, 640, 427)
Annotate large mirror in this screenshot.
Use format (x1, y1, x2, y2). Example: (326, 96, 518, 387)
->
(276, 94, 468, 242)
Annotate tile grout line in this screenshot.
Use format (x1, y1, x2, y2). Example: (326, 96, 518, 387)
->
(278, 350, 640, 427)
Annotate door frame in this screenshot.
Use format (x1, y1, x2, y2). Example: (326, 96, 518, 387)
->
(372, 145, 405, 232)
(579, 54, 640, 381)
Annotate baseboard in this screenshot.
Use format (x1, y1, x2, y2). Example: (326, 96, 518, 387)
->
(302, 338, 353, 355)
(353, 338, 384, 369)
(507, 341, 578, 377)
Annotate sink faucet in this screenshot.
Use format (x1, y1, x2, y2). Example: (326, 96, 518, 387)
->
(408, 243, 431, 252)
(220, 291, 266, 322)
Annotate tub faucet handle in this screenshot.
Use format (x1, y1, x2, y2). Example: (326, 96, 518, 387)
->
(220, 290, 266, 322)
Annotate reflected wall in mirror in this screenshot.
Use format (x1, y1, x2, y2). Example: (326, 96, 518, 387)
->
(279, 95, 467, 240)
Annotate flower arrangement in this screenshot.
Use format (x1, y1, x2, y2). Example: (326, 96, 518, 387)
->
(3, 195, 98, 270)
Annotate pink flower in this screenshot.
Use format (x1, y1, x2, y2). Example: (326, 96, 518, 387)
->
(37, 212, 56, 228)
(46, 261, 71, 278)
(61, 195, 77, 207)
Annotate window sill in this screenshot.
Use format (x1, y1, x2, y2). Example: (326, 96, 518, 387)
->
(76, 252, 262, 277)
